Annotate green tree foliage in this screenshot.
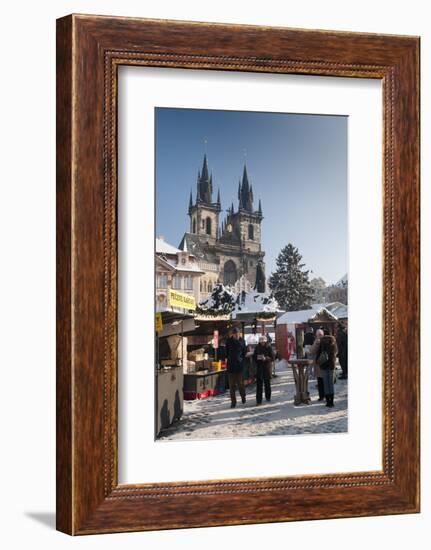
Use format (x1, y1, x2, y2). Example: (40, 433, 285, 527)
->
(268, 244, 314, 311)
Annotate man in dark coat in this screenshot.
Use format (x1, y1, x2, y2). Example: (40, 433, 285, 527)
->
(253, 336, 274, 404)
(336, 323, 348, 379)
(225, 327, 247, 408)
(316, 329, 338, 407)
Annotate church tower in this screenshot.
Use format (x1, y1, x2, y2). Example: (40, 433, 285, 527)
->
(188, 154, 221, 243)
(233, 163, 263, 253)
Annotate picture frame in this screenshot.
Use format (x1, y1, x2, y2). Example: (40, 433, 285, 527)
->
(56, 14, 420, 535)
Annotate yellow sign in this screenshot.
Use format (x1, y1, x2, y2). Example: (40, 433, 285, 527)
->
(155, 312, 163, 332)
(168, 289, 196, 311)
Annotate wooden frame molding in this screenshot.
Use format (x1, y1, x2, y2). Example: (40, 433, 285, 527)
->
(56, 14, 420, 535)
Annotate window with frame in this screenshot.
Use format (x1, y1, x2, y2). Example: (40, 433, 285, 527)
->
(172, 274, 182, 289)
(157, 274, 167, 289)
(185, 275, 193, 290)
(248, 224, 254, 240)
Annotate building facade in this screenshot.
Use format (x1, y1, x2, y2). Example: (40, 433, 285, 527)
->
(155, 237, 204, 311)
(179, 154, 266, 300)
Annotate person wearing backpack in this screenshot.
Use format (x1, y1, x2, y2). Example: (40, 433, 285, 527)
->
(315, 329, 338, 407)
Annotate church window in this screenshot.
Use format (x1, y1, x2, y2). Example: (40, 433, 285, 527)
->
(206, 217, 212, 235)
(248, 224, 254, 240)
(172, 275, 182, 289)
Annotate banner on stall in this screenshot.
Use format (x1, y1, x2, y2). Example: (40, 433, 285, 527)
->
(155, 312, 163, 332)
(168, 289, 196, 311)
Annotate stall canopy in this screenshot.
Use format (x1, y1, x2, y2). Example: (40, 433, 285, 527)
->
(277, 306, 338, 325)
(232, 290, 281, 321)
(311, 301, 348, 321)
(156, 310, 196, 338)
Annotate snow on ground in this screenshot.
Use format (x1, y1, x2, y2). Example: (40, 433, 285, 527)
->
(158, 360, 348, 441)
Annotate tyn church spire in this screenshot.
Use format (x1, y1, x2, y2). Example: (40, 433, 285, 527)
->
(196, 154, 212, 204)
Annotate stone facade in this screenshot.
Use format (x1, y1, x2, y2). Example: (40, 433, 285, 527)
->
(155, 237, 204, 311)
(179, 155, 266, 300)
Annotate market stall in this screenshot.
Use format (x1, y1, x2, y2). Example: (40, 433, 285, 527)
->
(232, 290, 281, 380)
(275, 306, 338, 360)
(155, 310, 196, 435)
(183, 315, 231, 400)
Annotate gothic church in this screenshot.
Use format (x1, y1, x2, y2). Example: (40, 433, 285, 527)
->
(179, 154, 266, 299)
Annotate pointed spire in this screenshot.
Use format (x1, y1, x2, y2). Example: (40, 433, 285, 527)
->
(217, 188, 221, 205)
(240, 163, 253, 212)
(258, 198, 263, 216)
(242, 164, 249, 190)
(237, 180, 241, 201)
(196, 170, 201, 202)
(189, 189, 193, 209)
(231, 202, 234, 214)
(201, 154, 209, 181)
(196, 154, 213, 204)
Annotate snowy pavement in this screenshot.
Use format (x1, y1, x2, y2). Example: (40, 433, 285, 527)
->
(158, 360, 348, 441)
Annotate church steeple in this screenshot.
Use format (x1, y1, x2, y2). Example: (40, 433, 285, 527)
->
(196, 153, 213, 204)
(188, 189, 193, 213)
(201, 154, 209, 182)
(238, 164, 253, 212)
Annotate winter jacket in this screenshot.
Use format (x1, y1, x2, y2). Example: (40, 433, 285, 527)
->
(316, 335, 338, 370)
(226, 337, 246, 374)
(304, 332, 315, 346)
(336, 329, 348, 361)
(310, 337, 322, 377)
(253, 343, 274, 366)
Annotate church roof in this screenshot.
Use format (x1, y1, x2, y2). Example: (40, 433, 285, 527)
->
(178, 233, 219, 264)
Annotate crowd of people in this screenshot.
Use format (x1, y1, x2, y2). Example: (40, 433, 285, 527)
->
(224, 324, 348, 409)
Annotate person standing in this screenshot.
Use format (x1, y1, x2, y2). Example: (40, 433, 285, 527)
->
(253, 336, 274, 405)
(336, 323, 348, 379)
(303, 327, 315, 346)
(316, 329, 338, 407)
(310, 328, 325, 401)
(225, 327, 247, 408)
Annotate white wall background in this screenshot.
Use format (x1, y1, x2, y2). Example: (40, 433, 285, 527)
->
(0, 1, 427, 548)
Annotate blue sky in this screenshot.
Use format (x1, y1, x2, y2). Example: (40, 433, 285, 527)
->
(155, 108, 347, 285)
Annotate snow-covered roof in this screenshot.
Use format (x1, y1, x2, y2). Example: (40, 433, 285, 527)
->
(278, 307, 338, 325)
(156, 238, 181, 255)
(311, 301, 348, 319)
(232, 291, 280, 318)
(329, 303, 348, 319)
(198, 283, 236, 314)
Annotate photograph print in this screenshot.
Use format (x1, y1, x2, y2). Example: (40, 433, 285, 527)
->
(154, 107, 348, 441)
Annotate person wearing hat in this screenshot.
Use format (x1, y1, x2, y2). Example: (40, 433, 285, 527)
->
(253, 336, 274, 405)
(225, 327, 247, 408)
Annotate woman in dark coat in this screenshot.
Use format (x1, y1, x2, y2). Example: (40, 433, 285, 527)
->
(315, 330, 338, 407)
